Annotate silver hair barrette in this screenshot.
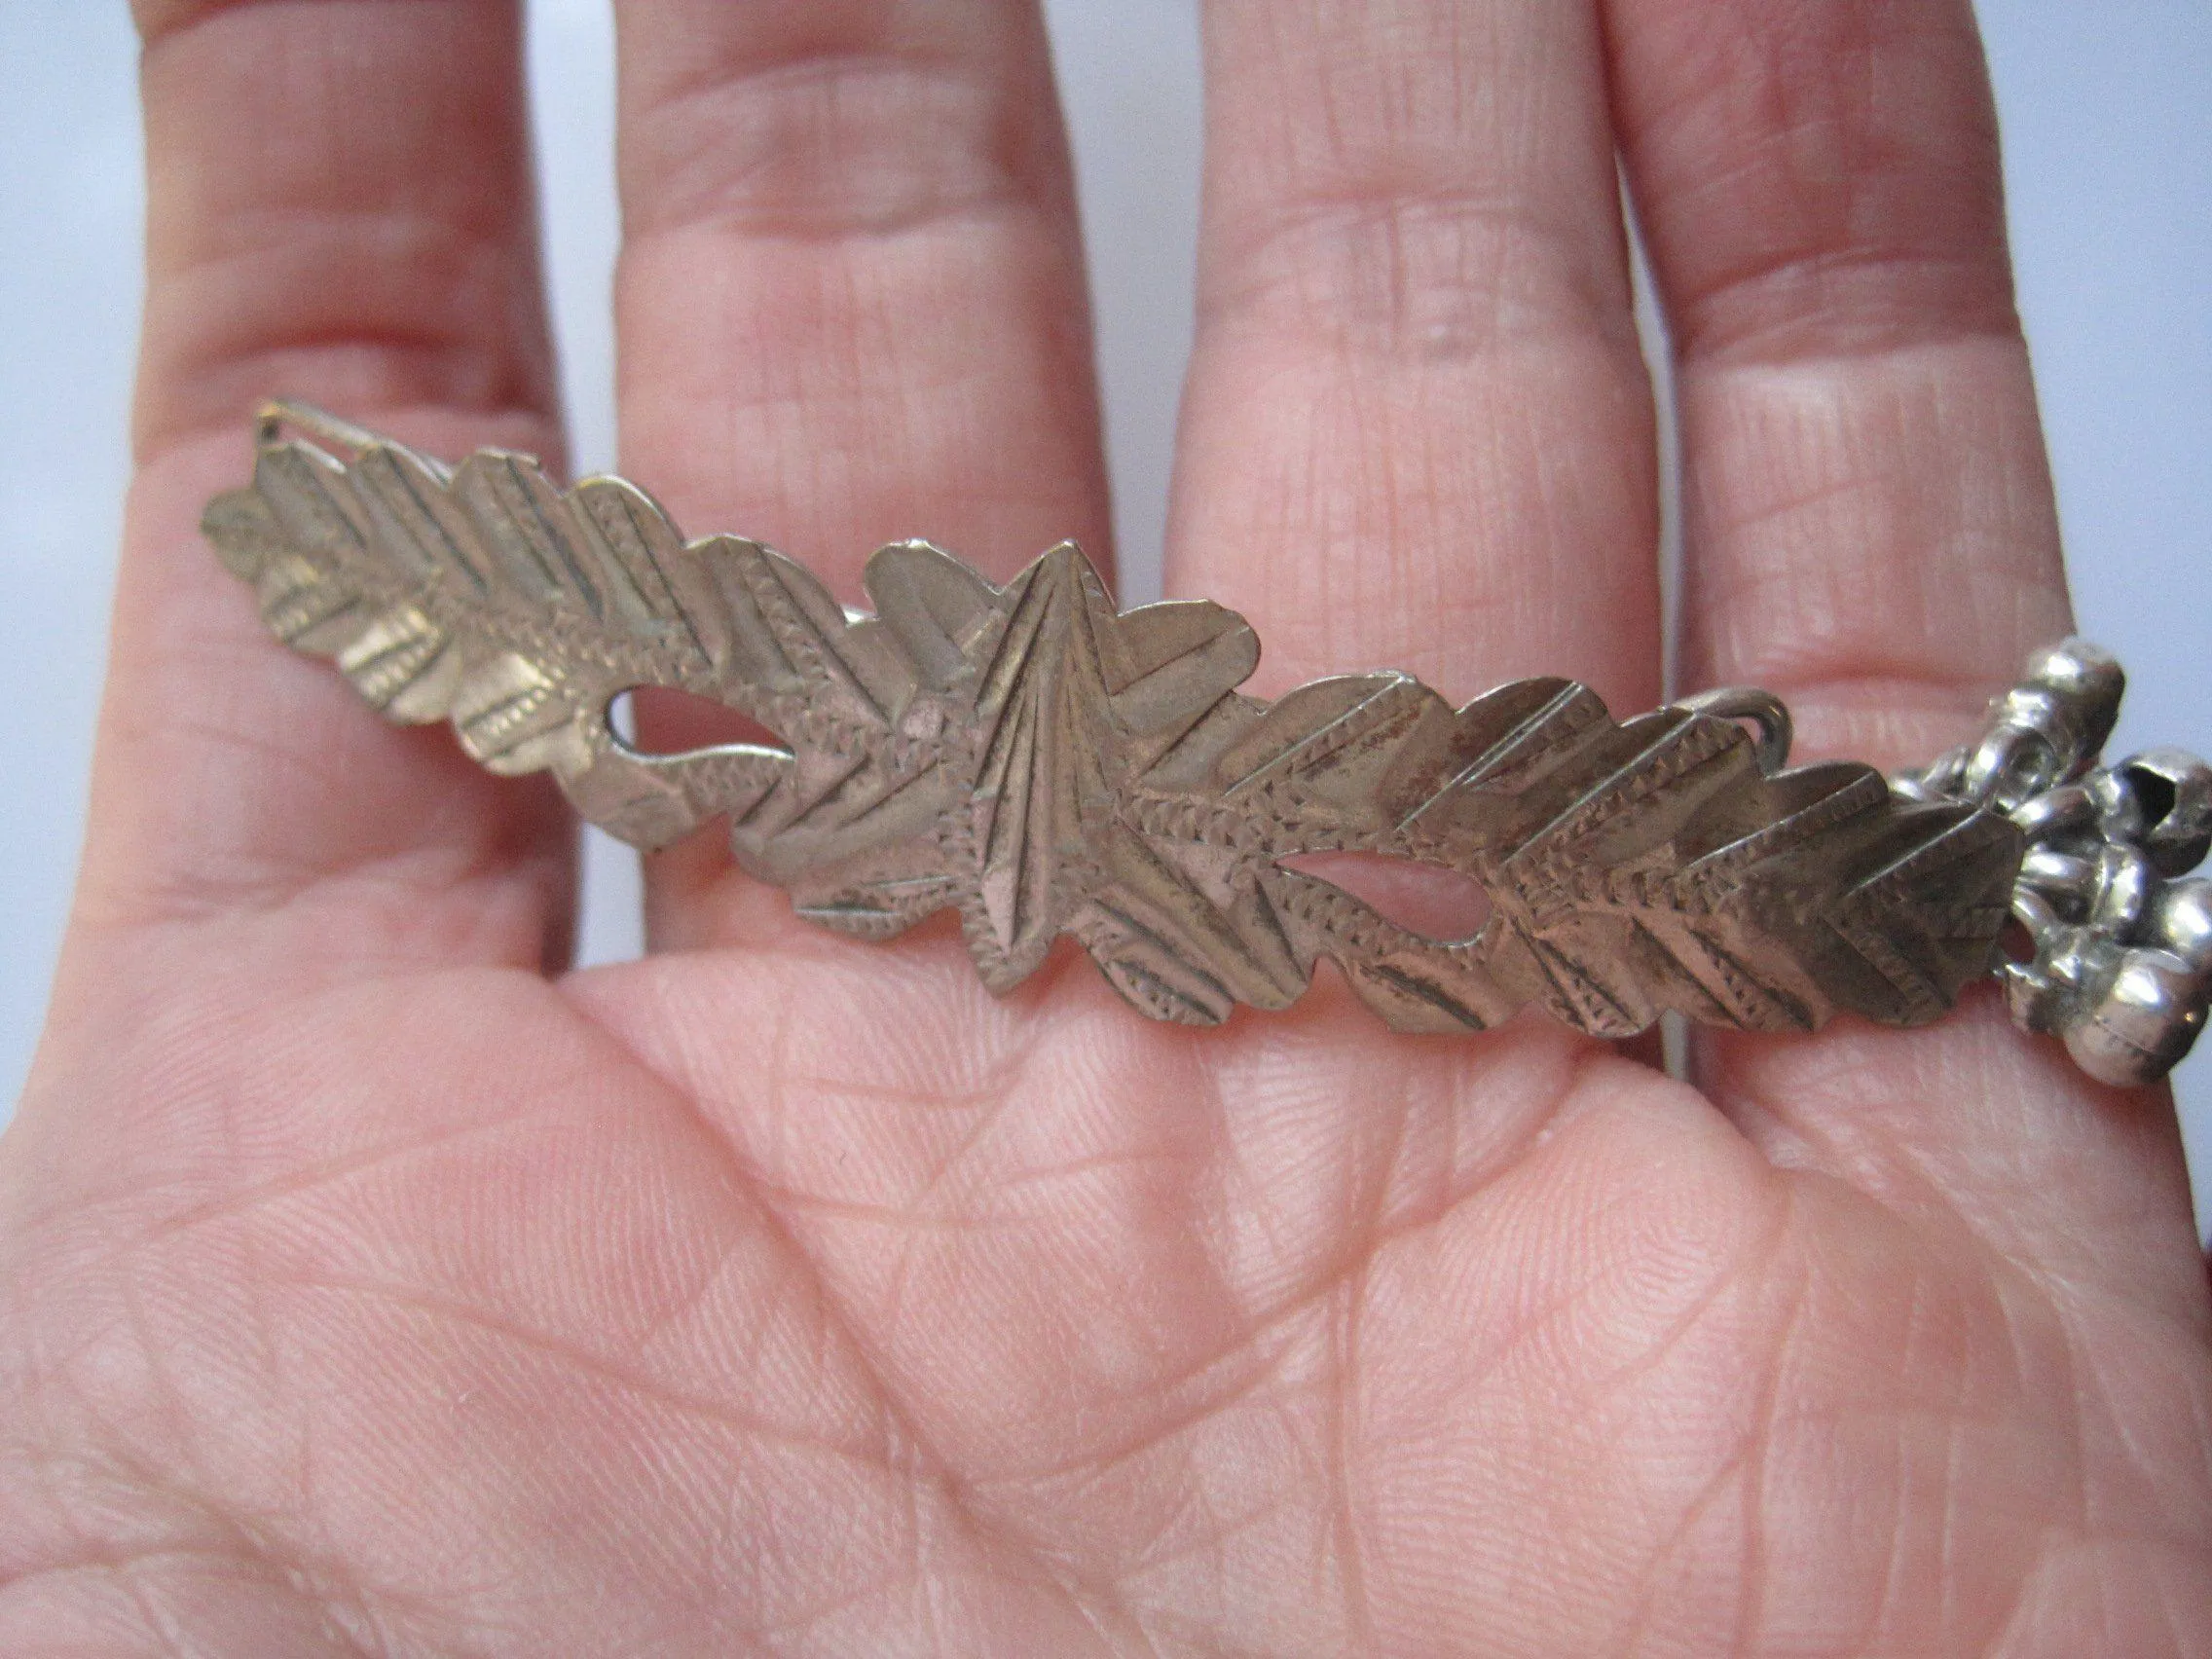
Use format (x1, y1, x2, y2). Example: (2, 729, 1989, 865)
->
(204, 404, 2212, 1087)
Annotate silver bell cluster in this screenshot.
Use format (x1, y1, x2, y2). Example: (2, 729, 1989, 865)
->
(1898, 641, 2212, 1088)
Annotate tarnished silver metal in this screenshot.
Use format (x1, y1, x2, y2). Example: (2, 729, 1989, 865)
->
(1898, 641, 2212, 1087)
(203, 404, 2199, 1083)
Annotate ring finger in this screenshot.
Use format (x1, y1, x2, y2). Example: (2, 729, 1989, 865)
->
(1166, 0, 1662, 714)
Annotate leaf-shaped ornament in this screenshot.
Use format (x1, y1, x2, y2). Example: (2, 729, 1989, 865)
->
(208, 405, 2025, 1039)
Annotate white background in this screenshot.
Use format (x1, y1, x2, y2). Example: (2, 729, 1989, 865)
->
(2, 0, 2207, 1232)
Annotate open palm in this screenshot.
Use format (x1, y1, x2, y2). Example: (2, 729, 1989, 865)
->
(6, 0, 2209, 1652)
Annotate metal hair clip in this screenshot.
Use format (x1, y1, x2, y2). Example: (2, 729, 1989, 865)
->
(204, 404, 2212, 1086)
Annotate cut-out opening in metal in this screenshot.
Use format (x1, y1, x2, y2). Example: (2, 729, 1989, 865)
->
(608, 687, 793, 758)
(2121, 760, 2180, 831)
(1278, 851, 1493, 944)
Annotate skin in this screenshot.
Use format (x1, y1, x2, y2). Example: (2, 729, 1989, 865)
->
(3, 0, 2208, 1652)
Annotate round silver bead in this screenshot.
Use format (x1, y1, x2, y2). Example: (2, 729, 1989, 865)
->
(2023, 637, 2125, 757)
(2147, 876, 2212, 979)
(2062, 947, 2207, 1089)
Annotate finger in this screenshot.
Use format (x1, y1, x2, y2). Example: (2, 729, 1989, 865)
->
(1611, 0, 2066, 766)
(1606, 0, 2207, 1310)
(72, 0, 571, 971)
(1166, 0, 1661, 713)
(607, 0, 1111, 948)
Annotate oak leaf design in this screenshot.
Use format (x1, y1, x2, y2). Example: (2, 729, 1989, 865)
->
(205, 405, 2023, 1038)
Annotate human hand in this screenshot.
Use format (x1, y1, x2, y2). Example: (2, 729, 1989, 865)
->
(5, 0, 2209, 1653)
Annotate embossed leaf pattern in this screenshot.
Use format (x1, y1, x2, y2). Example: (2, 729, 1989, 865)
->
(206, 407, 2023, 1037)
